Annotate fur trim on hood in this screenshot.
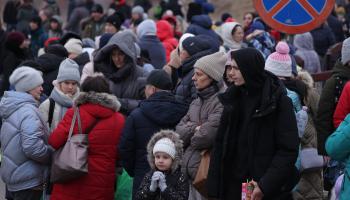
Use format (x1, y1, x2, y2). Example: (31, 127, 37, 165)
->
(297, 70, 314, 89)
(147, 130, 183, 172)
(74, 92, 121, 111)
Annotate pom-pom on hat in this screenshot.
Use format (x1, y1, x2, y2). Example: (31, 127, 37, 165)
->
(265, 41, 292, 77)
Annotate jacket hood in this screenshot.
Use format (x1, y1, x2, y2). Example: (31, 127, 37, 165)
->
(137, 19, 157, 39)
(297, 70, 314, 89)
(147, 130, 183, 172)
(332, 60, 350, 78)
(282, 78, 307, 104)
(191, 15, 213, 29)
(74, 92, 121, 111)
(51, 15, 63, 26)
(94, 30, 138, 64)
(36, 53, 65, 73)
(140, 91, 188, 126)
(221, 22, 242, 50)
(156, 20, 174, 41)
(293, 32, 314, 51)
(231, 48, 266, 92)
(0, 91, 37, 119)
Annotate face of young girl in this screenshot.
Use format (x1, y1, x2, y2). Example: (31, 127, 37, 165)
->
(59, 80, 78, 97)
(154, 152, 173, 172)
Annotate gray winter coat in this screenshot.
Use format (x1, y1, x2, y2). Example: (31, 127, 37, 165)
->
(0, 91, 52, 191)
(176, 84, 223, 180)
(94, 30, 148, 115)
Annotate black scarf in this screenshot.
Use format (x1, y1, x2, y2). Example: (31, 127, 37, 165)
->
(95, 60, 134, 83)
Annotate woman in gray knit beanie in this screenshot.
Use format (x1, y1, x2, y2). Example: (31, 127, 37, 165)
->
(39, 58, 81, 131)
(176, 51, 226, 199)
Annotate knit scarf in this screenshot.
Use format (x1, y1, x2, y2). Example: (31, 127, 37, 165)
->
(50, 86, 79, 120)
(197, 82, 220, 100)
(96, 60, 134, 84)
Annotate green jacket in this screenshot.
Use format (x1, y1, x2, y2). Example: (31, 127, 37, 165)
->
(315, 61, 350, 155)
(326, 114, 350, 200)
(82, 17, 106, 39)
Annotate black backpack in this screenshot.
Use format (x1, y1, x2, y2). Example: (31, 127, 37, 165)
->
(48, 98, 55, 128)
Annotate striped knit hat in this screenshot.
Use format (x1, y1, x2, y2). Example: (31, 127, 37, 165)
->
(265, 41, 292, 77)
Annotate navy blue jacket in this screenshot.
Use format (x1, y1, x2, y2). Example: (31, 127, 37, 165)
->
(186, 15, 220, 42)
(138, 35, 166, 69)
(311, 24, 336, 57)
(119, 91, 188, 196)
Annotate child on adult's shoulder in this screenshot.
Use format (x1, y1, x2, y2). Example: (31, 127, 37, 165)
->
(135, 130, 189, 200)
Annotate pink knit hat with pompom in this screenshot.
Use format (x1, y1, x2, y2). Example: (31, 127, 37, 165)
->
(265, 41, 292, 77)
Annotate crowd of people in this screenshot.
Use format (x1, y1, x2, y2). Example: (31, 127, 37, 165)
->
(2, 0, 350, 200)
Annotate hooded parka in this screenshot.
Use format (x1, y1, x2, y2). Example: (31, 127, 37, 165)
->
(207, 48, 299, 200)
(94, 30, 149, 115)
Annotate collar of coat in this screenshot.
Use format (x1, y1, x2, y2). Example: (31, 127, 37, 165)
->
(74, 92, 121, 111)
(219, 72, 285, 118)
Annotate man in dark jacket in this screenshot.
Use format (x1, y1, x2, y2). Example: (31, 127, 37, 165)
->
(119, 69, 188, 198)
(207, 48, 299, 200)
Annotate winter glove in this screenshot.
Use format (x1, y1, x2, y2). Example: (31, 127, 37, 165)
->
(158, 173, 167, 192)
(149, 171, 164, 192)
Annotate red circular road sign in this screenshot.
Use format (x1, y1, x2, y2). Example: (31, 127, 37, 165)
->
(254, 0, 335, 34)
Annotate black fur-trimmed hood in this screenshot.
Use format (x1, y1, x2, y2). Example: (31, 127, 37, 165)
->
(147, 130, 183, 172)
(74, 92, 121, 111)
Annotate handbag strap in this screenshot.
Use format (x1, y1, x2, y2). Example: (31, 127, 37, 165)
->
(67, 107, 83, 140)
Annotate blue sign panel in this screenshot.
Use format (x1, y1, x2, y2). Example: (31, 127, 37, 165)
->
(255, 0, 335, 34)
